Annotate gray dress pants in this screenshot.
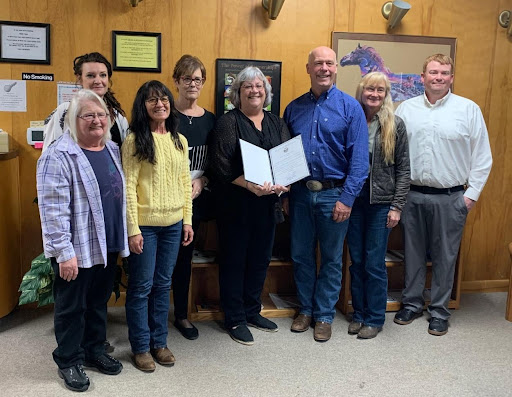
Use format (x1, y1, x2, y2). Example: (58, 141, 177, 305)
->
(401, 189, 468, 319)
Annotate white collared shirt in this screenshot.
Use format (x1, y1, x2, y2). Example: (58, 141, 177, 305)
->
(395, 91, 492, 201)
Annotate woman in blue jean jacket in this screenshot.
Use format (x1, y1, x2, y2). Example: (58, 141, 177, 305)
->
(347, 72, 410, 339)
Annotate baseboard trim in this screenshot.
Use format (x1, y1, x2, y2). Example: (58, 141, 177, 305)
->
(461, 279, 509, 293)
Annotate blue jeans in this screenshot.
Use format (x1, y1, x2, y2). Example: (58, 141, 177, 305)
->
(347, 196, 390, 327)
(125, 222, 182, 354)
(290, 183, 349, 323)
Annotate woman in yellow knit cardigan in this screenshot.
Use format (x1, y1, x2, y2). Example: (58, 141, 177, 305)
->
(122, 80, 193, 372)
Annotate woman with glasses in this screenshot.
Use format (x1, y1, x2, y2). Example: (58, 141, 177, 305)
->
(207, 66, 290, 345)
(346, 72, 410, 339)
(42, 52, 128, 151)
(122, 80, 193, 371)
(171, 55, 216, 340)
(37, 90, 128, 391)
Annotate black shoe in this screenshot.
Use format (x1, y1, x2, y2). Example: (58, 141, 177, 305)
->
(174, 319, 199, 340)
(84, 353, 123, 375)
(394, 308, 423, 325)
(104, 340, 114, 353)
(428, 317, 448, 336)
(228, 324, 254, 345)
(58, 364, 90, 392)
(247, 314, 279, 332)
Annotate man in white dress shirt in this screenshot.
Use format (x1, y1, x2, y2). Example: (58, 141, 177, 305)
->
(393, 54, 492, 336)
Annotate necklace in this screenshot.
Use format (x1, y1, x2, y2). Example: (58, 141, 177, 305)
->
(185, 115, 194, 125)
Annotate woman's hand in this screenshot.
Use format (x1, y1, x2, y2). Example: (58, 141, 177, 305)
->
(59, 257, 78, 282)
(272, 184, 290, 197)
(129, 234, 144, 254)
(387, 209, 401, 228)
(182, 224, 194, 246)
(246, 181, 274, 197)
(191, 177, 206, 200)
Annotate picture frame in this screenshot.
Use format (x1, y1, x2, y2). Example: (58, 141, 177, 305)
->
(332, 32, 456, 103)
(215, 58, 282, 117)
(112, 30, 161, 73)
(0, 21, 50, 64)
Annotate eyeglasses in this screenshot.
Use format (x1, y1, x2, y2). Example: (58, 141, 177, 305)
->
(241, 84, 265, 91)
(145, 96, 170, 106)
(364, 86, 386, 94)
(77, 112, 109, 122)
(180, 76, 205, 86)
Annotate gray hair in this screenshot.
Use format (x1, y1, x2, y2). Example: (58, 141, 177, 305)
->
(65, 89, 112, 144)
(228, 66, 272, 109)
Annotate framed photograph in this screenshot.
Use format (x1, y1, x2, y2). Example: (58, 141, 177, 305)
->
(0, 21, 50, 64)
(332, 33, 456, 103)
(215, 58, 282, 117)
(112, 30, 161, 73)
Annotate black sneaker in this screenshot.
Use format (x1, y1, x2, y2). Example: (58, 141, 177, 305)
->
(58, 364, 90, 392)
(428, 317, 448, 336)
(393, 308, 423, 325)
(247, 314, 279, 332)
(228, 324, 254, 345)
(84, 353, 123, 375)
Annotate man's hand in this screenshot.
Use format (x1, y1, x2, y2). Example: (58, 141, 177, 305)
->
(182, 224, 194, 246)
(463, 196, 475, 212)
(129, 234, 144, 254)
(59, 257, 78, 282)
(332, 201, 351, 223)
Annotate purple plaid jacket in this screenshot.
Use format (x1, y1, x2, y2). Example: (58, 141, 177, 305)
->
(37, 132, 129, 268)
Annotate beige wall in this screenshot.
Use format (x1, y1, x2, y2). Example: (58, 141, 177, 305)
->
(0, 0, 511, 290)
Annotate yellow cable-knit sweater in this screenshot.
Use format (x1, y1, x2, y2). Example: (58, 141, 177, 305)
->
(122, 131, 192, 237)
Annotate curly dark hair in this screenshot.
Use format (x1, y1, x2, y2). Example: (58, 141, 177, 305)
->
(129, 80, 182, 164)
(73, 52, 125, 117)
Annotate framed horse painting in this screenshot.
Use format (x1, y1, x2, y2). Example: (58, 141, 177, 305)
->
(332, 33, 456, 103)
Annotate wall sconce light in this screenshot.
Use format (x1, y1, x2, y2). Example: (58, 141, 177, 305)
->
(498, 10, 512, 38)
(262, 0, 286, 20)
(382, 0, 411, 29)
(129, 0, 143, 7)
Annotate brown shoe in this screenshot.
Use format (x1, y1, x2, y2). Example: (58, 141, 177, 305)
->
(150, 347, 176, 366)
(291, 314, 312, 333)
(357, 325, 382, 339)
(133, 352, 156, 372)
(348, 321, 363, 335)
(314, 321, 332, 342)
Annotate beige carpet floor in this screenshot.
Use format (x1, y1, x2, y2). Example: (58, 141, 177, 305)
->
(1, 292, 511, 397)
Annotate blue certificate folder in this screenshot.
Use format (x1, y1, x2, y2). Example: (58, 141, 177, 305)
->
(239, 135, 310, 186)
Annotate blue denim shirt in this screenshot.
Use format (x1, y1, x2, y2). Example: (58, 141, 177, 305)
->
(283, 86, 369, 207)
(37, 132, 129, 267)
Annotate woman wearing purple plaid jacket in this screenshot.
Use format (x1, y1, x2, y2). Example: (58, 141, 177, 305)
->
(37, 89, 129, 392)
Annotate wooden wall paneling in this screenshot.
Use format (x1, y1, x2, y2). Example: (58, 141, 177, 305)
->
(0, 0, 511, 293)
(462, 0, 512, 284)
(0, 154, 21, 317)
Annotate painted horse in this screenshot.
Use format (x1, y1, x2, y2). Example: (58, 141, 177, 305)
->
(339, 44, 424, 102)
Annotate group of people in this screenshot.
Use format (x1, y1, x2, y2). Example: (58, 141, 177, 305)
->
(36, 46, 492, 392)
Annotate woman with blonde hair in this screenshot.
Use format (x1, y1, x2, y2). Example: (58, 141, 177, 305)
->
(346, 72, 410, 339)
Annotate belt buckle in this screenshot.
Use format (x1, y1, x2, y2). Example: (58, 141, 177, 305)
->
(306, 180, 323, 192)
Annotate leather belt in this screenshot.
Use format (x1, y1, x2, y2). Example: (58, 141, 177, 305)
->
(410, 184, 464, 195)
(302, 179, 345, 192)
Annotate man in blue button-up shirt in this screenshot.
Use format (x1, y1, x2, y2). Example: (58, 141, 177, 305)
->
(284, 46, 368, 342)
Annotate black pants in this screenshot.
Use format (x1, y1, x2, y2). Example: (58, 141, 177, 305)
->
(51, 253, 117, 369)
(216, 186, 276, 328)
(172, 191, 215, 320)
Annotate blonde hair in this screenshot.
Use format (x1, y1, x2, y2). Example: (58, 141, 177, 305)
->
(423, 54, 454, 73)
(355, 72, 395, 165)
